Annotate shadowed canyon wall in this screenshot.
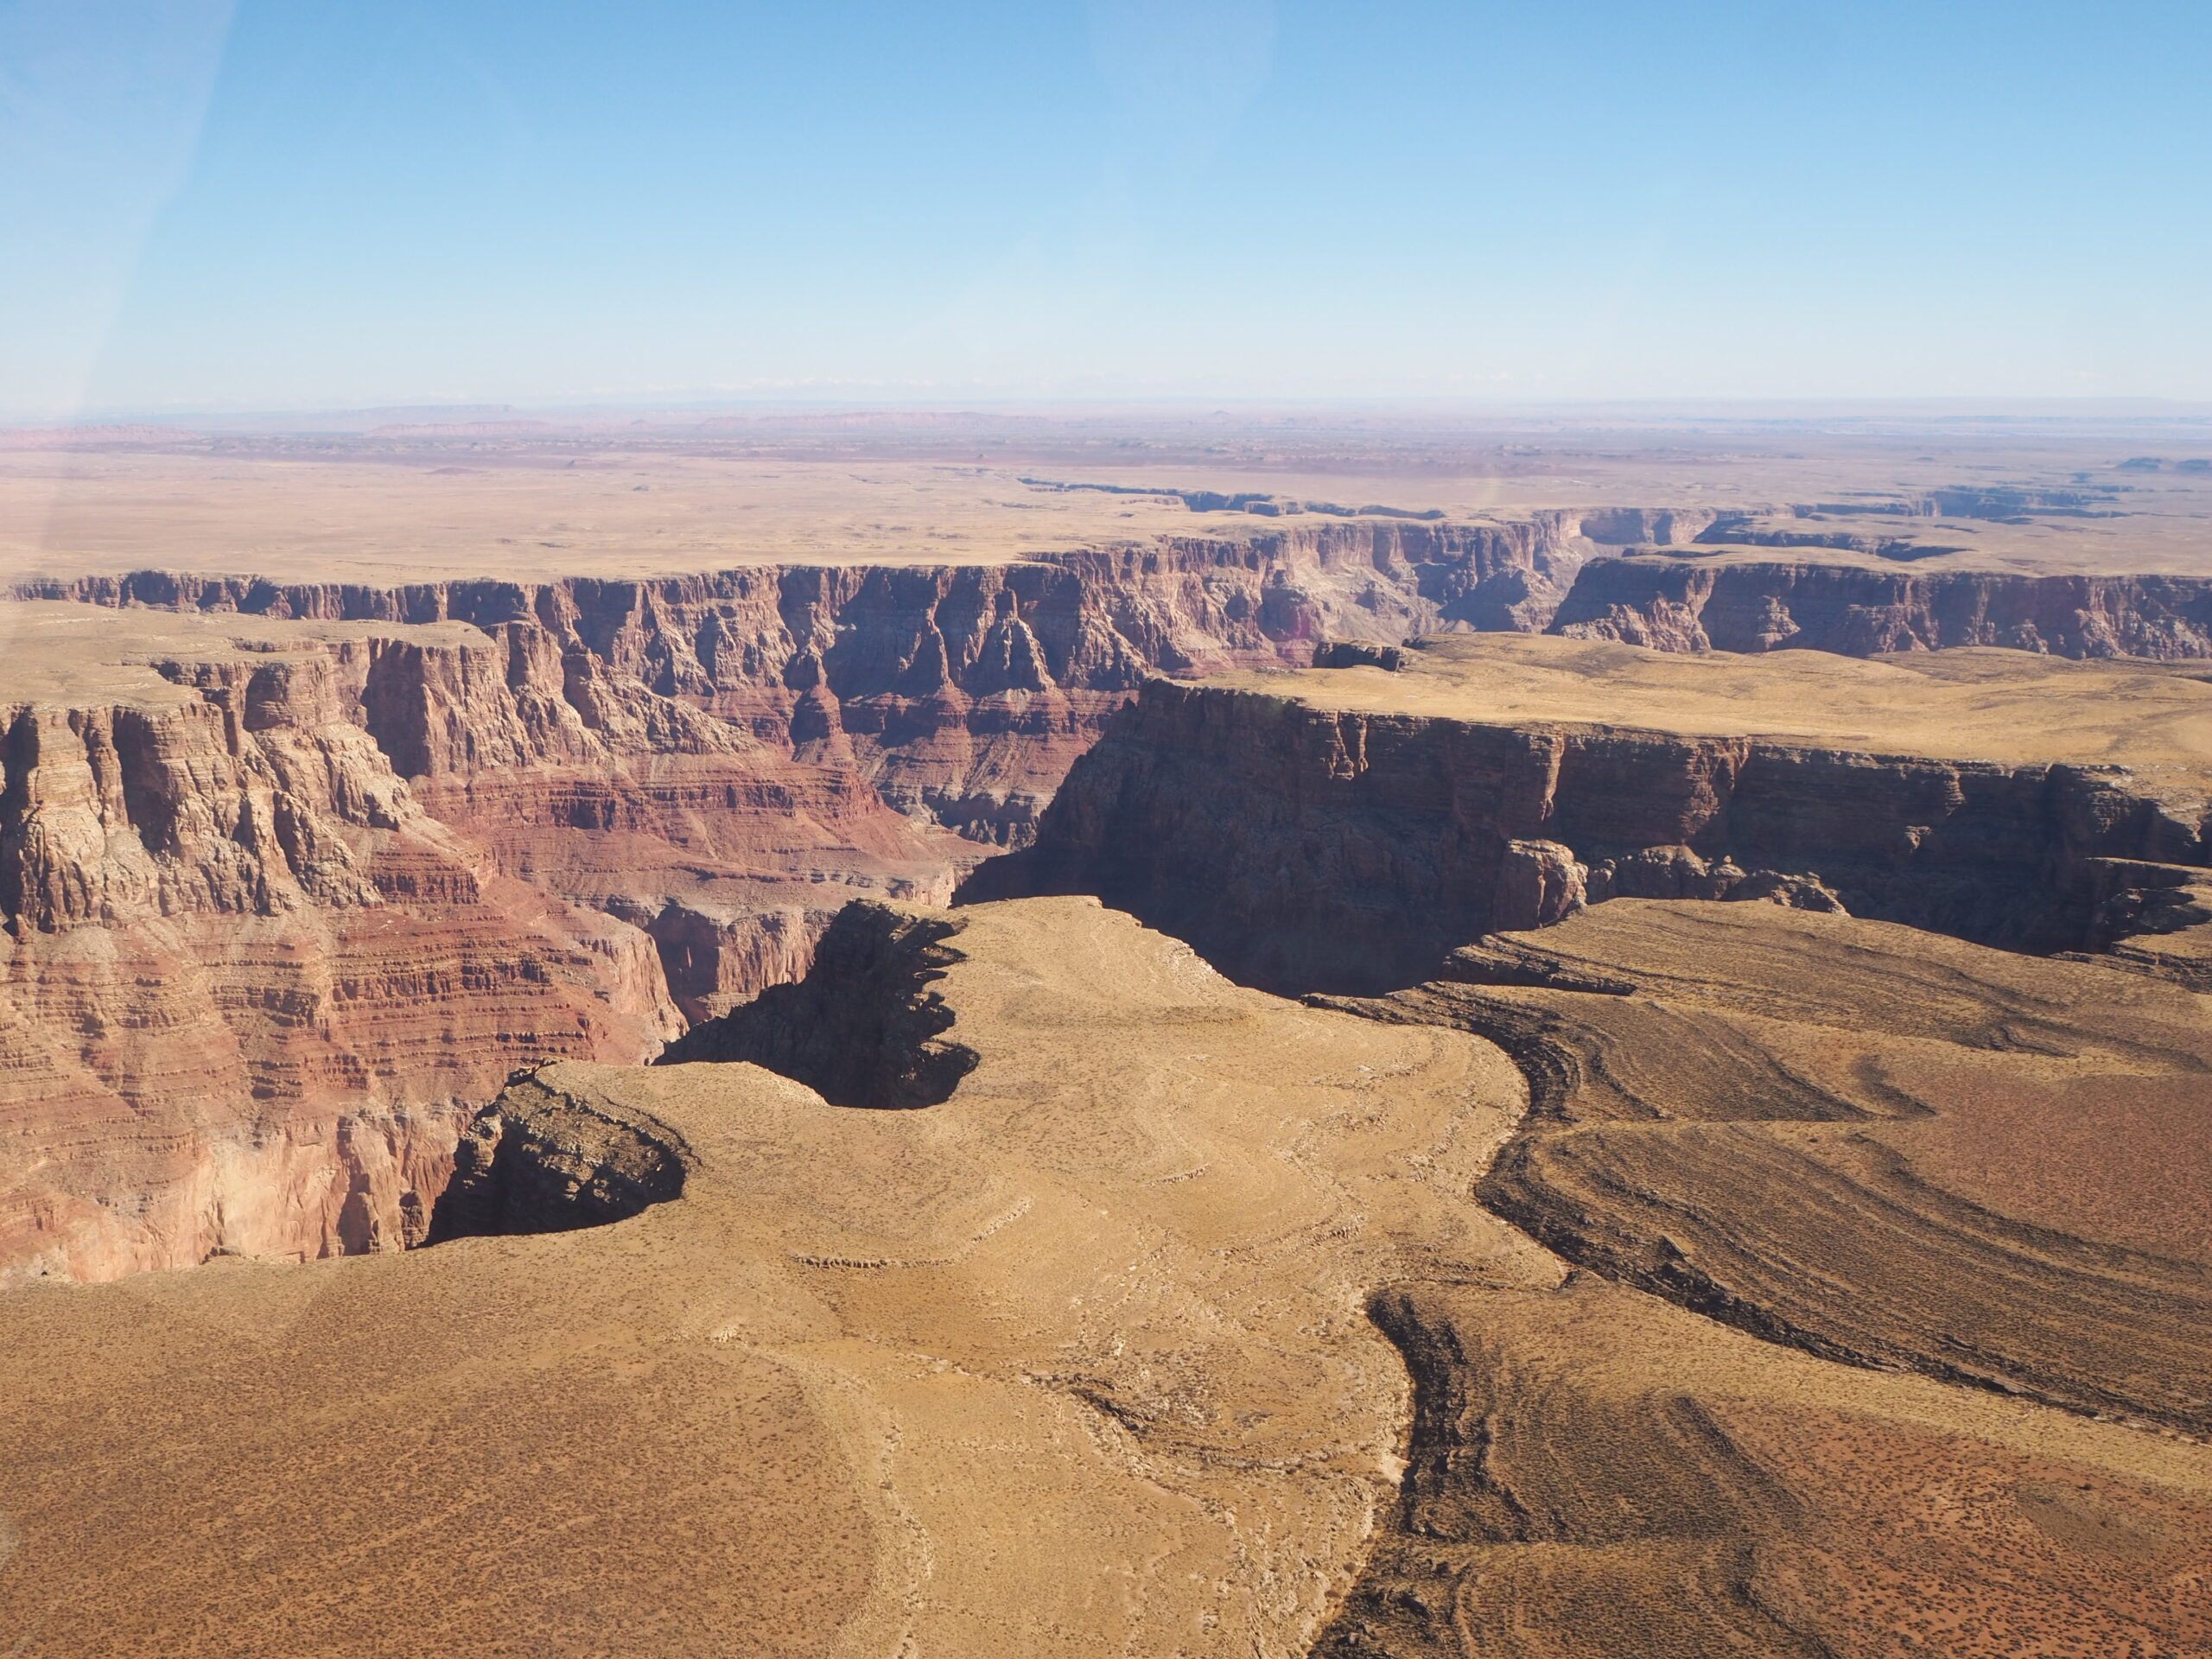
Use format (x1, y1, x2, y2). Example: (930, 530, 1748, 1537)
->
(971, 671, 2212, 994)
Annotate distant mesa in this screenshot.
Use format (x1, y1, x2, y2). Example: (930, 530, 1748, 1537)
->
(1019, 476, 1447, 518)
(369, 418, 563, 436)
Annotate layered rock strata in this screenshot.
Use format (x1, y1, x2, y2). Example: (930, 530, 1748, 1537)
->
(0, 518, 1591, 1284)
(973, 634, 2212, 991)
(1549, 555, 2212, 657)
(1326, 900, 2212, 1433)
(0, 601, 954, 1284)
(17, 514, 1588, 842)
(1315, 902, 2212, 1643)
(1319, 1274, 2212, 1658)
(25, 512, 2212, 1287)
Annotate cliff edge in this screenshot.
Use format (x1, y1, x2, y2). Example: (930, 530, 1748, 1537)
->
(972, 632, 2212, 991)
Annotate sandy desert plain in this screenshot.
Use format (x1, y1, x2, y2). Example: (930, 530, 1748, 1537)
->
(1, 405, 2211, 1656)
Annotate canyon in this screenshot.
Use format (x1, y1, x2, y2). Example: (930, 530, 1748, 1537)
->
(3, 416, 2211, 1656)
(979, 632, 2212, 990)
(0, 511, 1586, 1285)
(19, 516, 2212, 1283)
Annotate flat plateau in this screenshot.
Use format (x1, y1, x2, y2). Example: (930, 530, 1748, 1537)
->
(7, 895, 2211, 1658)
(1217, 632, 2212, 775)
(0, 598, 487, 707)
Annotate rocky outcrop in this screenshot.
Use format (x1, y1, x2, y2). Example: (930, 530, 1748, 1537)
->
(427, 1065, 690, 1241)
(970, 665, 2209, 992)
(656, 900, 978, 1108)
(1489, 838, 1589, 932)
(1548, 556, 2212, 657)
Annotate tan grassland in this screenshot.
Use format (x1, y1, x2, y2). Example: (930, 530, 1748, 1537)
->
(0, 898, 1533, 1658)
(1217, 631, 2212, 772)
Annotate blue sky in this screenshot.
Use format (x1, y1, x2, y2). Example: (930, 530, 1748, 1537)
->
(6, 0, 2209, 416)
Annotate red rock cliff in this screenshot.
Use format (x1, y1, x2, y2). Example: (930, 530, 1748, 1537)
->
(1548, 557, 2212, 657)
(0, 617, 691, 1284)
(3, 517, 1581, 1282)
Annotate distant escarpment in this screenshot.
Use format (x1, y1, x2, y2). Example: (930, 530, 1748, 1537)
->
(22, 515, 1585, 842)
(1550, 556, 2212, 657)
(16, 520, 1584, 1016)
(969, 638, 2212, 993)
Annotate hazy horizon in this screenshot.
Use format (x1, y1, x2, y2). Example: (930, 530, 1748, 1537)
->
(10, 0, 2210, 419)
